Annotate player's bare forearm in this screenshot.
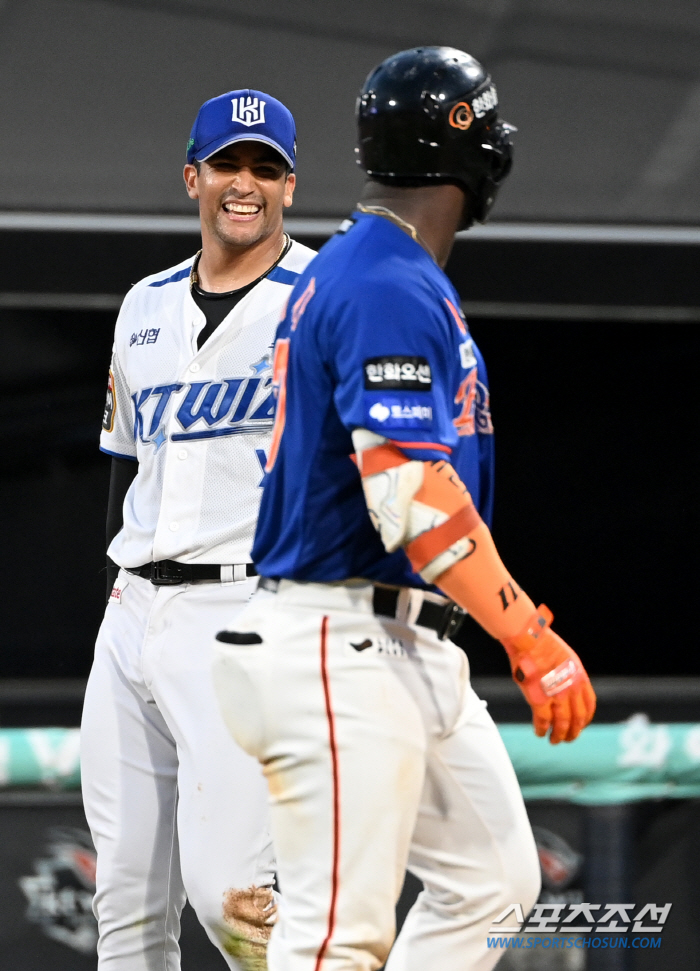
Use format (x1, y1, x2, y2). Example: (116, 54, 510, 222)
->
(353, 428, 596, 743)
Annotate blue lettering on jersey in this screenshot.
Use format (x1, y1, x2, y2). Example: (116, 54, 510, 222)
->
(255, 448, 269, 486)
(130, 328, 161, 347)
(131, 371, 274, 446)
(248, 391, 276, 421)
(150, 385, 183, 434)
(227, 378, 259, 424)
(132, 388, 154, 441)
(176, 380, 243, 429)
(364, 394, 434, 431)
(172, 373, 273, 440)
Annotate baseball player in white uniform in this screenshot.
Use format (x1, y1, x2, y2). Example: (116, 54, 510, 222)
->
(80, 89, 315, 970)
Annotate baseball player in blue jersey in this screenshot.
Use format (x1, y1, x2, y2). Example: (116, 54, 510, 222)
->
(80, 90, 315, 970)
(213, 49, 596, 971)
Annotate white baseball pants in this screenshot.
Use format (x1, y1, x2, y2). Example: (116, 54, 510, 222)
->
(81, 569, 274, 971)
(213, 580, 540, 971)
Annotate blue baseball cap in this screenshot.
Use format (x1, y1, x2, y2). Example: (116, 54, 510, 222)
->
(186, 89, 296, 169)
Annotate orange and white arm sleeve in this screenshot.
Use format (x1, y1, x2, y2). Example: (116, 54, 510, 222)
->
(352, 428, 536, 640)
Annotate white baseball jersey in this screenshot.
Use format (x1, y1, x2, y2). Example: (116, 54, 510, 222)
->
(100, 239, 316, 568)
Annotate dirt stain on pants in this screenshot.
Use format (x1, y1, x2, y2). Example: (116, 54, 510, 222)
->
(220, 885, 276, 971)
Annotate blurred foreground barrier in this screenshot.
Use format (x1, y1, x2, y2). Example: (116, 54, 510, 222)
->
(3, 716, 700, 800)
(2, 722, 696, 970)
(502, 714, 700, 803)
(0, 727, 81, 789)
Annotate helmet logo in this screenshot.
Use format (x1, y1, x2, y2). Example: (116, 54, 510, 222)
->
(448, 102, 474, 131)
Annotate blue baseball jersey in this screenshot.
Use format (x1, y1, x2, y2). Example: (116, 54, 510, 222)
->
(252, 211, 495, 588)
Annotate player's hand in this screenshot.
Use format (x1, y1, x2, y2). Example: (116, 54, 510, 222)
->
(501, 605, 596, 744)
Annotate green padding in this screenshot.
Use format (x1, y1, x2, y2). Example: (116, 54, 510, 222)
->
(501, 716, 700, 804)
(3, 718, 700, 804)
(0, 728, 81, 789)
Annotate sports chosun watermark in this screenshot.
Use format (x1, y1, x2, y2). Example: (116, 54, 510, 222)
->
(487, 902, 671, 951)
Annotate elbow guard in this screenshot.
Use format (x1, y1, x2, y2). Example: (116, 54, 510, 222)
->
(353, 429, 536, 642)
(352, 429, 482, 582)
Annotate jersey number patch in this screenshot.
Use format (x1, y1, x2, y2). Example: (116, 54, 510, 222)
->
(453, 369, 477, 437)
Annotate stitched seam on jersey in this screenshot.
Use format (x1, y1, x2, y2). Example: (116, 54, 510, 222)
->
(315, 615, 340, 971)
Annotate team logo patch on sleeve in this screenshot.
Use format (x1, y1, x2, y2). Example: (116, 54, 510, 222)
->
(102, 370, 116, 432)
(363, 356, 432, 390)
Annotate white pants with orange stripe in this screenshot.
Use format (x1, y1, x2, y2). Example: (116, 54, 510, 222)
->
(212, 580, 540, 971)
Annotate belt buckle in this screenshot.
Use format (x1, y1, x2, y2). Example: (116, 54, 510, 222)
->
(150, 561, 185, 586)
(437, 602, 467, 641)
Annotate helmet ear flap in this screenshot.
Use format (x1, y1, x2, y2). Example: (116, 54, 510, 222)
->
(485, 121, 516, 179)
(470, 178, 498, 225)
(467, 119, 515, 224)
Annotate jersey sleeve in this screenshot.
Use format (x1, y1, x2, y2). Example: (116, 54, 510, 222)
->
(99, 345, 137, 460)
(325, 278, 459, 462)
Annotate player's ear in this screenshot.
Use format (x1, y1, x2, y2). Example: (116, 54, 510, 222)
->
(183, 164, 200, 200)
(283, 172, 296, 209)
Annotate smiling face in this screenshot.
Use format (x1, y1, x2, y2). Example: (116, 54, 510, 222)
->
(184, 141, 296, 252)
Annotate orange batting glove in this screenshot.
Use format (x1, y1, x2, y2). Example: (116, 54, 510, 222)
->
(501, 606, 596, 744)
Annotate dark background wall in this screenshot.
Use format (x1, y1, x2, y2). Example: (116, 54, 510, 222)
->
(0, 224, 697, 678)
(462, 314, 699, 677)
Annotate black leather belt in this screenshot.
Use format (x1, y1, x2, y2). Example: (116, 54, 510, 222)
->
(258, 577, 465, 641)
(127, 560, 258, 586)
(372, 586, 466, 641)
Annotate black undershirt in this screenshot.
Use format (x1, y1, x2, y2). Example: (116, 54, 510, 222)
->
(192, 281, 256, 349)
(191, 236, 292, 348)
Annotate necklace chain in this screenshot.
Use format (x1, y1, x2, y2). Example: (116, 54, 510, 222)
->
(355, 205, 436, 262)
(190, 233, 289, 291)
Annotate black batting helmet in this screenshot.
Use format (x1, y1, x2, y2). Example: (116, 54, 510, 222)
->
(356, 46, 515, 224)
